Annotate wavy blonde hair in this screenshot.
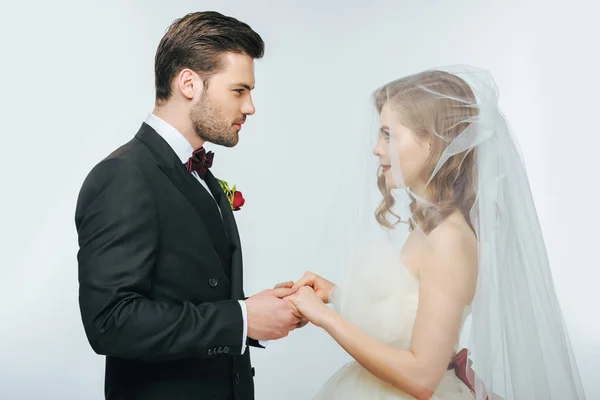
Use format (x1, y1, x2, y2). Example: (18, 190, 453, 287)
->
(373, 70, 479, 234)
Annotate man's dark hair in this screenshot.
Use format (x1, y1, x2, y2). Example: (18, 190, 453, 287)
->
(154, 11, 265, 103)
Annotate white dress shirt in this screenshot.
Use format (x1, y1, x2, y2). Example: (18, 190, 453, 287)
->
(144, 113, 259, 354)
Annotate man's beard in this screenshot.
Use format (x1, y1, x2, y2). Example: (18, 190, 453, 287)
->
(190, 94, 239, 147)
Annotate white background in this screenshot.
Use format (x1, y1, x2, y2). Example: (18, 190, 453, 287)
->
(0, 0, 598, 398)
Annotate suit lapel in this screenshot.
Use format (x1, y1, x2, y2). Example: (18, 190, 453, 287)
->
(135, 124, 231, 271)
(204, 172, 244, 299)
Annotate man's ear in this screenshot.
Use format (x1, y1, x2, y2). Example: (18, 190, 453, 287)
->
(176, 68, 202, 100)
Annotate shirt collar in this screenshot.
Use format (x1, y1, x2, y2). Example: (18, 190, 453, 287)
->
(145, 113, 194, 164)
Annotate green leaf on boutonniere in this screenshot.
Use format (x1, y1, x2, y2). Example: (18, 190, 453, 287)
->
(216, 178, 239, 210)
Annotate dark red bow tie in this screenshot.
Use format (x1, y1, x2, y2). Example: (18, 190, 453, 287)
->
(185, 147, 214, 178)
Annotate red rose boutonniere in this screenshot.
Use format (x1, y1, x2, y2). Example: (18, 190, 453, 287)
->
(217, 179, 245, 211)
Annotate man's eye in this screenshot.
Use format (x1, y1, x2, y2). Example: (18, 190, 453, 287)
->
(234, 89, 244, 94)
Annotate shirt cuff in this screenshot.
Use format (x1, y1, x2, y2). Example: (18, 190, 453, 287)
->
(238, 300, 248, 354)
(259, 340, 270, 347)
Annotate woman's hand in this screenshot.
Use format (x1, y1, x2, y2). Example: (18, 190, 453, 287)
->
(285, 286, 332, 328)
(273, 281, 294, 289)
(292, 271, 336, 304)
(272, 281, 309, 328)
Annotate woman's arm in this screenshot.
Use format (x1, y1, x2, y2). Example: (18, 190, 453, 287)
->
(289, 224, 477, 399)
(320, 308, 435, 399)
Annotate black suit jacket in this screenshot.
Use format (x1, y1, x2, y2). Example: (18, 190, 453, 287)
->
(75, 123, 259, 400)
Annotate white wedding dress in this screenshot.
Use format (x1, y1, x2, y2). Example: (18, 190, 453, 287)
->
(312, 240, 475, 400)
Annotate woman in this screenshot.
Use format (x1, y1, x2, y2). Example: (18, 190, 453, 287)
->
(283, 66, 585, 399)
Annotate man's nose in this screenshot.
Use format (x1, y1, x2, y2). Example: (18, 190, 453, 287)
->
(242, 97, 255, 116)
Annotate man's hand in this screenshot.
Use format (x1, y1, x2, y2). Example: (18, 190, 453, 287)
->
(245, 288, 302, 340)
(274, 281, 309, 328)
(274, 281, 294, 289)
(292, 272, 335, 304)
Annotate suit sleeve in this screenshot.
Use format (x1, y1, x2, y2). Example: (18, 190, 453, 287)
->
(75, 158, 243, 361)
(248, 339, 266, 349)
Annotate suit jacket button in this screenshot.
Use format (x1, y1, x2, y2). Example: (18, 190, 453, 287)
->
(208, 277, 219, 288)
(217, 347, 223, 354)
(234, 373, 240, 384)
(207, 349, 213, 356)
(223, 346, 230, 354)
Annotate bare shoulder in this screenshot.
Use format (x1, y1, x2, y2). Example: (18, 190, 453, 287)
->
(428, 214, 477, 258)
(424, 213, 478, 304)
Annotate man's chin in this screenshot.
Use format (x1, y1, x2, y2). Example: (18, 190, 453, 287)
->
(227, 131, 240, 147)
(222, 140, 238, 148)
(221, 133, 239, 147)
(200, 133, 238, 147)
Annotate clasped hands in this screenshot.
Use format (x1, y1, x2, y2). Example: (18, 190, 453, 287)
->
(275, 272, 336, 329)
(245, 272, 335, 341)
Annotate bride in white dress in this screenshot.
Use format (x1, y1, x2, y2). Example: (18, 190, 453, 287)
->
(282, 66, 585, 399)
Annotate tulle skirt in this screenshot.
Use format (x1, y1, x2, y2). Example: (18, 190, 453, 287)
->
(312, 360, 475, 400)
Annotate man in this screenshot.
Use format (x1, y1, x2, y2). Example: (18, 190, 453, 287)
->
(75, 11, 301, 400)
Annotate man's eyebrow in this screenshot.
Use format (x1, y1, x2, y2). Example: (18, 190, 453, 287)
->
(231, 83, 255, 90)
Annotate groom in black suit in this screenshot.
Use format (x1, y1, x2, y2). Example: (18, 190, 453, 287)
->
(75, 11, 302, 400)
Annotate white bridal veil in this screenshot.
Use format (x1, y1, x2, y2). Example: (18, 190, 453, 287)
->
(327, 65, 586, 399)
